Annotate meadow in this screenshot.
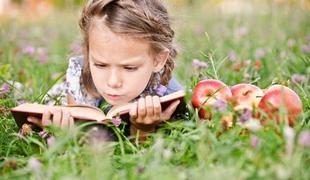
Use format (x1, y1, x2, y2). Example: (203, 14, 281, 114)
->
(0, 1, 309, 179)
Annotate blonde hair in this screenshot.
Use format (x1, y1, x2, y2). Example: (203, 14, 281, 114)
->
(79, 0, 177, 98)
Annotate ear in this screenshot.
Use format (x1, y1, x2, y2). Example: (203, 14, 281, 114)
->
(153, 50, 169, 73)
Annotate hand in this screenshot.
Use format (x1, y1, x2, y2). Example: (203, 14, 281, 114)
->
(27, 108, 75, 129)
(129, 95, 180, 131)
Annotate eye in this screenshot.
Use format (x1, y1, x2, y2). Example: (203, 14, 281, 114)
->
(94, 63, 107, 68)
(124, 66, 138, 71)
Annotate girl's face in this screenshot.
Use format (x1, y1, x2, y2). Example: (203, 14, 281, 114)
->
(88, 22, 165, 106)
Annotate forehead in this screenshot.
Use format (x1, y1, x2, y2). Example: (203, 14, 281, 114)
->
(88, 19, 153, 63)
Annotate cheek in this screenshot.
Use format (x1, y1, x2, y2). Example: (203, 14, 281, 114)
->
(129, 72, 151, 84)
(126, 69, 153, 90)
(89, 66, 105, 86)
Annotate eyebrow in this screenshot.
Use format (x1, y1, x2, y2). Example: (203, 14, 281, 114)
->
(90, 55, 145, 65)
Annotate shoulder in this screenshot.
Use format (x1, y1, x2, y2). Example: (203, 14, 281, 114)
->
(65, 56, 84, 95)
(44, 55, 99, 106)
(65, 56, 99, 106)
(66, 55, 84, 77)
(164, 76, 184, 95)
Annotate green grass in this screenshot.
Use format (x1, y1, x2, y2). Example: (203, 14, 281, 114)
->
(0, 1, 310, 179)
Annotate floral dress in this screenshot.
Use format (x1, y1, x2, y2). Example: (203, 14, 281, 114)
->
(43, 56, 184, 107)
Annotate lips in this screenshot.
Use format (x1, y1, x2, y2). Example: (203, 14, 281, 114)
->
(107, 93, 121, 96)
(105, 93, 123, 100)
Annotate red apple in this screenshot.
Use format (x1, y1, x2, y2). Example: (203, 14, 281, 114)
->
(231, 83, 264, 111)
(192, 79, 232, 119)
(258, 85, 302, 126)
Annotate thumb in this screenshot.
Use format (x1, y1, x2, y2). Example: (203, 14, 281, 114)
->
(161, 100, 180, 121)
(27, 116, 43, 128)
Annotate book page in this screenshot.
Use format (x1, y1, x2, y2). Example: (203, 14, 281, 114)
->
(11, 103, 109, 123)
(106, 90, 185, 118)
(107, 103, 135, 118)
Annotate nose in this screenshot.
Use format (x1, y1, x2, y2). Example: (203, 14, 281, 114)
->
(107, 69, 122, 88)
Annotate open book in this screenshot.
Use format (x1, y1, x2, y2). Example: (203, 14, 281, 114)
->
(10, 90, 185, 127)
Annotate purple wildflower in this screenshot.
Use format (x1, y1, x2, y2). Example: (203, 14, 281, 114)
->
(298, 131, 310, 148)
(38, 130, 49, 139)
(112, 117, 122, 127)
(156, 84, 167, 96)
(291, 74, 307, 84)
(86, 127, 113, 144)
(27, 157, 42, 172)
(3, 81, 24, 99)
(0, 82, 11, 97)
(228, 51, 237, 61)
(22, 45, 36, 55)
(192, 59, 209, 69)
(192, 59, 200, 67)
(1, 82, 10, 92)
(239, 109, 252, 123)
(250, 135, 260, 148)
(47, 136, 56, 147)
(235, 26, 248, 37)
(70, 41, 82, 54)
(17, 131, 24, 138)
(17, 99, 28, 105)
(213, 99, 227, 112)
(37, 47, 48, 64)
(255, 48, 267, 59)
(287, 39, 295, 48)
(301, 45, 310, 53)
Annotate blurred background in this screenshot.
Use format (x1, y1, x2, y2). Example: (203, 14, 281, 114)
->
(0, 0, 310, 18)
(0, 1, 310, 178)
(0, 0, 309, 98)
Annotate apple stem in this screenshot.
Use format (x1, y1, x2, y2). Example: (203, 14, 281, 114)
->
(243, 90, 251, 96)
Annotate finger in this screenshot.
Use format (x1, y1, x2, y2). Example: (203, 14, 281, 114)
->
(161, 100, 180, 121)
(137, 97, 146, 123)
(61, 110, 70, 129)
(27, 116, 43, 128)
(42, 109, 52, 126)
(69, 116, 75, 129)
(52, 108, 62, 127)
(145, 95, 154, 124)
(129, 102, 138, 120)
(153, 96, 161, 121)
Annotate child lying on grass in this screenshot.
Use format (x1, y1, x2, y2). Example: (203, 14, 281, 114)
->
(27, 0, 188, 141)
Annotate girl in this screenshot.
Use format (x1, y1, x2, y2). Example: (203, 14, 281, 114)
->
(27, 0, 186, 139)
